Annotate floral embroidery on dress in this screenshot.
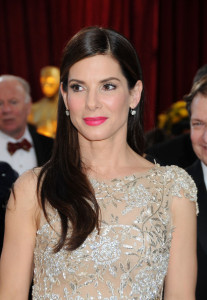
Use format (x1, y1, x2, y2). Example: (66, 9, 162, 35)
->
(32, 165, 197, 300)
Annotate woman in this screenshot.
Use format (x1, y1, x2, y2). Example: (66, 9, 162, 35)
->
(0, 27, 197, 299)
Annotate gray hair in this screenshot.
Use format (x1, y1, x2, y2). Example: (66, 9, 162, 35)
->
(0, 74, 31, 103)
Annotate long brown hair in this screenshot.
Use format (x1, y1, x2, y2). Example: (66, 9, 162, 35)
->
(38, 26, 145, 251)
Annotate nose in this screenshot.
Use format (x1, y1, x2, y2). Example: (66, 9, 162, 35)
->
(0, 102, 12, 113)
(85, 88, 101, 111)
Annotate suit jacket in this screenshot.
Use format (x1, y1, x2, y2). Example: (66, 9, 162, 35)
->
(146, 133, 197, 168)
(0, 162, 18, 254)
(186, 160, 207, 300)
(28, 124, 54, 167)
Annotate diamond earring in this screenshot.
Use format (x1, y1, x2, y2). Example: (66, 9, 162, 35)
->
(65, 109, 70, 117)
(130, 108, 136, 116)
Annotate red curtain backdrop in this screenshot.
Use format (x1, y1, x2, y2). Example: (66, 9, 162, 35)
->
(0, 0, 207, 130)
(157, 0, 207, 116)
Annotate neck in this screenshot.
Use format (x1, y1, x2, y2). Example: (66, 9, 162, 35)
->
(7, 127, 26, 140)
(79, 138, 140, 179)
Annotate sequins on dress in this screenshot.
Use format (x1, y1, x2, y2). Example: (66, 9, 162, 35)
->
(32, 165, 197, 300)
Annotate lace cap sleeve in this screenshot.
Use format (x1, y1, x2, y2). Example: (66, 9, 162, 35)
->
(164, 165, 198, 215)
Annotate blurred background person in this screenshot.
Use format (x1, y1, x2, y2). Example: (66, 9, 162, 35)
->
(28, 66, 60, 138)
(145, 65, 207, 169)
(184, 75, 207, 300)
(0, 75, 54, 175)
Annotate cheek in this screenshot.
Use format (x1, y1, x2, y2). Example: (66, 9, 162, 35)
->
(12, 108, 20, 117)
(16, 106, 29, 120)
(106, 94, 129, 111)
(67, 95, 84, 113)
(191, 130, 201, 145)
(69, 101, 83, 114)
(18, 107, 26, 116)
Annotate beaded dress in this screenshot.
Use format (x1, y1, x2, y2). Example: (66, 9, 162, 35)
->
(32, 165, 197, 300)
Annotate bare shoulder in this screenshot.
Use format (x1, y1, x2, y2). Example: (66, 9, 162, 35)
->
(133, 153, 155, 172)
(13, 168, 39, 193)
(7, 168, 41, 212)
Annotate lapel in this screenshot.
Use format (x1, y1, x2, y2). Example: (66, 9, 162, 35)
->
(28, 124, 54, 167)
(28, 124, 42, 165)
(186, 160, 207, 254)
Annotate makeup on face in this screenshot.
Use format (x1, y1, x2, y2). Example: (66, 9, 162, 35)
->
(83, 117, 108, 126)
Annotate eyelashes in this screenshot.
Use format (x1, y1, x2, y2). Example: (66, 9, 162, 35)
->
(191, 121, 204, 127)
(69, 84, 83, 92)
(69, 82, 117, 93)
(102, 83, 116, 91)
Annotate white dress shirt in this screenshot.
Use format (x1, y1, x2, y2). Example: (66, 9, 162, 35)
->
(201, 161, 207, 190)
(0, 127, 37, 175)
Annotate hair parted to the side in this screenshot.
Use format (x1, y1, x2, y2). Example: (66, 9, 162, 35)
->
(37, 26, 145, 252)
(184, 74, 207, 116)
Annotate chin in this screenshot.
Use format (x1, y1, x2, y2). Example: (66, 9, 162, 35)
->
(80, 133, 109, 142)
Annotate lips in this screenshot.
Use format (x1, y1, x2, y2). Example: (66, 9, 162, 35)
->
(3, 118, 14, 124)
(83, 117, 108, 126)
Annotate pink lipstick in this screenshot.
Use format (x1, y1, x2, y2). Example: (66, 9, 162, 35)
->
(83, 117, 108, 126)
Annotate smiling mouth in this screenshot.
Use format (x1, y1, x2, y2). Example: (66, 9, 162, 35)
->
(83, 117, 108, 126)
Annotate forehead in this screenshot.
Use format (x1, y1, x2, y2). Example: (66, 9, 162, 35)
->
(191, 93, 207, 119)
(0, 79, 26, 99)
(69, 55, 122, 78)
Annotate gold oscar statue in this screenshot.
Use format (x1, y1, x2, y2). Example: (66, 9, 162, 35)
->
(28, 66, 60, 138)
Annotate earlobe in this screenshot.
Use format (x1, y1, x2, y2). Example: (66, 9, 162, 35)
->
(130, 80, 143, 109)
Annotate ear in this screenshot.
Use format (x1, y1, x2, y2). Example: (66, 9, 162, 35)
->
(129, 80, 143, 109)
(60, 82, 69, 110)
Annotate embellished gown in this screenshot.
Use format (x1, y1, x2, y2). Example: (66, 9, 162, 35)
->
(32, 165, 197, 299)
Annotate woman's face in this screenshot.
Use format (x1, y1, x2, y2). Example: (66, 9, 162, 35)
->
(61, 55, 142, 145)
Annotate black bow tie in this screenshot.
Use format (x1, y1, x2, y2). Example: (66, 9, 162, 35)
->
(7, 138, 32, 155)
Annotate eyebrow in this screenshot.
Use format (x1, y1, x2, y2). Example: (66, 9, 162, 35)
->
(68, 79, 84, 84)
(68, 77, 121, 84)
(191, 118, 205, 122)
(100, 77, 121, 83)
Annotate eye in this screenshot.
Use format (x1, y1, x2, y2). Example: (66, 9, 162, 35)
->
(103, 83, 116, 91)
(69, 84, 84, 92)
(9, 99, 19, 105)
(191, 121, 204, 127)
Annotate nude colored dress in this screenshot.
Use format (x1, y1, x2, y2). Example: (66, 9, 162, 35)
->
(32, 165, 197, 299)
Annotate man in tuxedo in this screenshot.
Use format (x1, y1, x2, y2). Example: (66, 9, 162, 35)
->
(184, 75, 207, 300)
(0, 75, 54, 175)
(145, 65, 207, 169)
